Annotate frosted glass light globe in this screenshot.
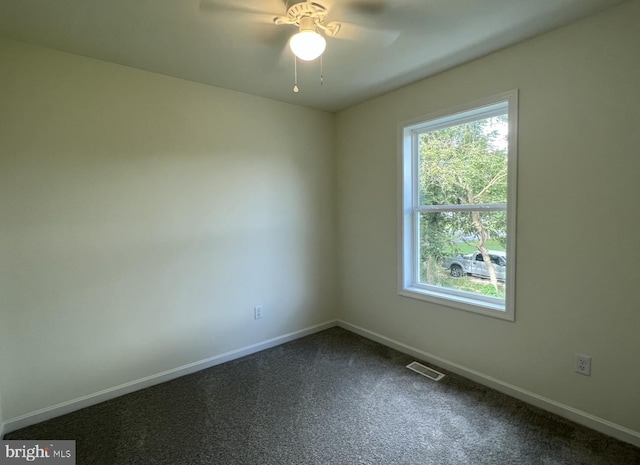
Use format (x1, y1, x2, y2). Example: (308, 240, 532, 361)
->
(289, 30, 326, 61)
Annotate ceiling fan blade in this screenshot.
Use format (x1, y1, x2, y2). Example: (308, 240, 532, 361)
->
(331, 22, 400, 47)
(327, 0, 418, 29)
(199, 0, 279, 17)
(345, 0, 389, 16)
(258, 25, 295, 48)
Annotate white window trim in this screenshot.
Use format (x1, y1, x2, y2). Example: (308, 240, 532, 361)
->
(398, 90, 518, 321)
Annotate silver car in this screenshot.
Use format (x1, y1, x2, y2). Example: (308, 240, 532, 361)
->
(443, 251, 506, 281)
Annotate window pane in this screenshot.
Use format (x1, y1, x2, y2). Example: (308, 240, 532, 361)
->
(418, 116, 508, 207)
(401, 91, 517, 319)
(418, 211, 507, 300)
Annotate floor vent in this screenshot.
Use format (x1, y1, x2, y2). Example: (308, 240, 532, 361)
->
(406, 361, 445, 381)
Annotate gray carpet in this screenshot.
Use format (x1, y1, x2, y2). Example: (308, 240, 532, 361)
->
(4, 327, 640, 464)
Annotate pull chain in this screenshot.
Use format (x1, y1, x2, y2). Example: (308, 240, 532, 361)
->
(293, 56, 299, 93)
(293, 54, 325, 92)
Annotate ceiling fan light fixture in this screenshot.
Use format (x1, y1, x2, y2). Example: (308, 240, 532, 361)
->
(289, 17, 326, 61)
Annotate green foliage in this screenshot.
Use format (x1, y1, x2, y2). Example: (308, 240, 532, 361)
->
(447, 239, 505, 256)
(419, 263, 506, 298)
(418, 115, 508, 291)
(419, 117, 508, 208)
(439, 274, 506, 298)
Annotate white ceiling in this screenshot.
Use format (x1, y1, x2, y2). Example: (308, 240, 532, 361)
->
(0, 0, 628, 112)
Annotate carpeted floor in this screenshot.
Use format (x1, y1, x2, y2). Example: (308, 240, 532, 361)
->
(4, 327, 640, 464)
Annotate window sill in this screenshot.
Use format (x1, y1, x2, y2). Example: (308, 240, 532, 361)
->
(399, 285, 514, 321)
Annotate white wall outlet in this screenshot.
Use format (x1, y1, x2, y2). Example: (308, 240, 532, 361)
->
(575, 353, 591, 376)
(254, 305, 263, 320)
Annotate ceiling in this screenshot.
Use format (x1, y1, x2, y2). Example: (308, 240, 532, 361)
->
(0, 0, 628, 112)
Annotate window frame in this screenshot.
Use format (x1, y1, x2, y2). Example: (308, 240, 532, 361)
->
(398, 90, 518, 321)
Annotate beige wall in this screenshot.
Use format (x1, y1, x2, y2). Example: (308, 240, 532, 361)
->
(0, 39, 337, 420)
(0, 389, 4, 436)
(335, 0, 640, 434)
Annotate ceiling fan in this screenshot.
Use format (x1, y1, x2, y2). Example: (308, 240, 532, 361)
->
(274, 1, 341, 61)
(199, 0, 400, 61)
(199, 0, 402, 93)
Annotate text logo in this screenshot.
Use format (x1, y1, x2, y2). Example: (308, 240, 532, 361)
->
(0, 441, 75, 464)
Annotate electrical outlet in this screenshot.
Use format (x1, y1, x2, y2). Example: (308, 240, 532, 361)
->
(254, 305, 263, 320)
(575, 354, 591, 376)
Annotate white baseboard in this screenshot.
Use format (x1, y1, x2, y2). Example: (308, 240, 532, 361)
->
(2, 320, 338, 436)
(337, 319, 640, 448)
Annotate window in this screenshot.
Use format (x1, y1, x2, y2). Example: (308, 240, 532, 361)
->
(399, 91, 518, 320)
